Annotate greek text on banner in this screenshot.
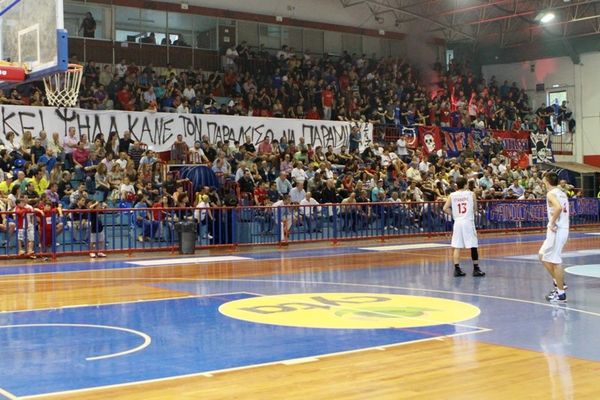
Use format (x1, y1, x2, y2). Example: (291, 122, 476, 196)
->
(0, 106, 373, 153)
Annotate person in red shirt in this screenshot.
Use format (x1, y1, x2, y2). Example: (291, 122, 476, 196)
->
(15, 197, 38, 257)
(72, 141, 90, 168)
(321, 85, 334, 120)
(439, 103, 451, 127)
(306, 106, 320, 120)
(152, 195, 173, 242)
(253, 181, 269, 206)
(257, 136, 272, 156)
(117, 84, 135, 111)
(38, 201, 64, 251)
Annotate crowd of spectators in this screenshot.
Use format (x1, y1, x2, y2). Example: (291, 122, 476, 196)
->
(1, 40, 574, 137)
(0, 41, 583, 256)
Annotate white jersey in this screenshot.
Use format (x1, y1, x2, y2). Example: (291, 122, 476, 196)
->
(547, 187, 569, 229)
(450, 190, 475, 222)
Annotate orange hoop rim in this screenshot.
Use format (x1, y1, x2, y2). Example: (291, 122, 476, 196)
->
(65, 63, 83, 72)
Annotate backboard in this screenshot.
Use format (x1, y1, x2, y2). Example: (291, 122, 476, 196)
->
(0, 0, 68, 88)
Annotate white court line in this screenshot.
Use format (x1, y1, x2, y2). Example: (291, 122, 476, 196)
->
(0, 323, 151, 362)
(126, 256, 252, 266)
(505, 249, 600, 260)
(221, 292, 485, 331)
(19, 329, 488, 400)
(0, 292, 256, 314)
(281, 357, 319, 365)
(584, 233, 600, 236)
(213, 278, 600, 319)
(0, 386, 18, 400)
(359, 243, 450, 251)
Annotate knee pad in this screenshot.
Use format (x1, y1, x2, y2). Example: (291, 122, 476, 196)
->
(471, 247, 479, 261)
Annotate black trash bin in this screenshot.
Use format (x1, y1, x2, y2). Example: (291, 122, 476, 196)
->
(175, 221, 196, 254)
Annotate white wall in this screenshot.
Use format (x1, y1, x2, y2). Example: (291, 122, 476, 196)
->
(164, 0, 401, 33)
(482, 53, 600, 163)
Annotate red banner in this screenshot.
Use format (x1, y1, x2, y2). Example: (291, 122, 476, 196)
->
(418, 125, 442, 155)
(491, 130, 530, 168)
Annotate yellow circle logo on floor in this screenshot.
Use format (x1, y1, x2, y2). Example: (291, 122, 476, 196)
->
(219, 293, 480, 329)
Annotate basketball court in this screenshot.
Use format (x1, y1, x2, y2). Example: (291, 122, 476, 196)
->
(0, 230, 599, 399)
(0, 0, 599, 398)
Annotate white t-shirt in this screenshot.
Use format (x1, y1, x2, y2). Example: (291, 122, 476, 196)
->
(291, 168, 307, 183)
(116, 63, 127, 78)
(64, 135, 78, 154)
(299, 198, 321, 216)
(182, 87, 196, 101)
(194, 201, 209, 222)
(120, 183, 134, 196)
(225, 48, 238, 65)
(396, 138, 408, 156)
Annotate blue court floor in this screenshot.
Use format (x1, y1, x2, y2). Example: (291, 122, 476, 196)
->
(0, 232, 600, 398)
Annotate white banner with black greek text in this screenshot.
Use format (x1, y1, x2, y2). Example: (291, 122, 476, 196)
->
(0, 106, 373, 153)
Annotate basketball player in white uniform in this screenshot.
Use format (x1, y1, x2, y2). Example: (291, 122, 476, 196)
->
(539, 172, 569, 302)
(443, 177, 485, 277)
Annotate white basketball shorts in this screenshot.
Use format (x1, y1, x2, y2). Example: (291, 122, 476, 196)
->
(539, 227, 569, 264)
(451, 220, 478, 249)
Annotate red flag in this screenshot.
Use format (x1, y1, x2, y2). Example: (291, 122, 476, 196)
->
(418, 125, 442, 155)
(492, 129, 530, 168)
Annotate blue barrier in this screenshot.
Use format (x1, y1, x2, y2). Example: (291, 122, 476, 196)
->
(0, 198, 598, 259)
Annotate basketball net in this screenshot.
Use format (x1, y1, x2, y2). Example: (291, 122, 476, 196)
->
(43, 64, 83, 107)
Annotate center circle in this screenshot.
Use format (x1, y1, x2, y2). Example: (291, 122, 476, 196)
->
(565, 264, 600, 279)
(219, 293, 481, 329)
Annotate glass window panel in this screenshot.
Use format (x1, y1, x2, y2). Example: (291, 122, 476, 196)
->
(342, 33, 362, 56)
(114, 6, 141, 42)
(238, 21, 258, 47)
(193, 15, 218, 49)
(282, 27, 302, 52)
(64, 1, 111, 40)
(303, 29, 323, 55)
(259, 24, 281, 50)
(389, 38, 405, 57)
(140, 10, 167, 43)
(167, 12, 193, 47)
(362, 36, 380, 58)
(115, 7, 167, 44)
(324, 31, 342, 55)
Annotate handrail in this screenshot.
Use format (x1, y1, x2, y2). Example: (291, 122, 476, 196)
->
(0, 198, 598, 259)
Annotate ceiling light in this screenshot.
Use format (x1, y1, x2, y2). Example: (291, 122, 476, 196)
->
(536, 11, 555, 23)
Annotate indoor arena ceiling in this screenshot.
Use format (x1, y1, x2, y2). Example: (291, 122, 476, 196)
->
(340, 0, 600, 49)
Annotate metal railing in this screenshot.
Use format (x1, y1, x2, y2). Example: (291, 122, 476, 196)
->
(1, 198, 598, 259)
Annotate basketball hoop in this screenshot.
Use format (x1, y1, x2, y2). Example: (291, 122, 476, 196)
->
(43, 64, 83, 107)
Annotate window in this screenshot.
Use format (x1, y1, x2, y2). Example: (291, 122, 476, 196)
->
(259, 24, 281, 50)
(193, 15, 218, 49)
(303, 29, 324, 55)
(167, 12, 193, 47)
(547, 90, 569, 135)
(64, 1, 111, 40)
(114, 7, 166, 44)
(445, 49, 454, 70)
(342, 33, 362, 56)
(238, 21, 259, 47)
(324, 31, 342, 55)
(282, 27, 302, 52)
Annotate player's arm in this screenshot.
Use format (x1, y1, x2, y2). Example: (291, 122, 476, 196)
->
(472, 191, 478, 211)
(442, 197, 452, 215)
(547, 192, 562, 231)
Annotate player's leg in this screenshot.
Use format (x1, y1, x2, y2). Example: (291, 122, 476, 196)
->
(471, 247, 485, 277)
(451, 223, 466, 277)
(453, 247, 466, 276)
(540, 230, 567, 301)
(465, 223, 484, 277)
